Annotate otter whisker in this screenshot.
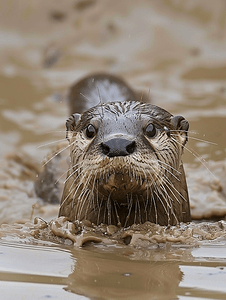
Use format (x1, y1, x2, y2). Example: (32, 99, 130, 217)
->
(145, 168, 161, 186)
(145, 162, 180, 224)
(134, 197, 138, 224)
(95, 83, 104, 121)
(95, 179, 100, 209)
(67, 165, 90, 193)
(43, 130, 68, 134)
(170, 133, 217, 146)
(147, 87, 151, 101)
(159, 186, 171, 225)
(42, 140, 76, 167)
(136, 196, 142, 224)
(153, 184, 170, 222)
(97, 197, 104, 225)
(80, 92, 92, 103)
(139, 194, 147, 222)
(78, 169, 94, 198)
(76, 188, 87, 219)
(59, 185, 76, 210)
(159, 183, 179, 225)
(103, 200, 107, 224)
(55, 161, 82, 184)
(114, 201, 121, 227)
(138, 92, 143, 121)
(170, 129, 195, 134)
(158, 182, 175, 221)
(90, 195, 95, 214)
(77, 189, 90, 220)
(156, 159, 181, 175)
(162, 175, 187, 204)
(171, 137, 216, 179)
(71, 167, 90, 196)
(60, 167, 88, 209)
(124, 194, 133, 227)
(78, 181, 91, 207)
(90, 170, 98, 203)
(84, 192, 93, 220)
(107, 193, 112, 225)
(146, 164, 172, 221)
(152, 191, 158, 224)
(144, 182, 149, 215)
(60, 170, 87, 208)
(59, 166, 90, 210)
(37, 138, 68, 149)
(148, 187, 154, 218)
(157, 161, 180, 181)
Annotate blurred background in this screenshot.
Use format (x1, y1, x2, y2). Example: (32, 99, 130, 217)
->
(0, 0, 226, 164)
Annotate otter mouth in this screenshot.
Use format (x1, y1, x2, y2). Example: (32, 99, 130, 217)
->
(90, 166, 153, 205)
(81, 154, 162, 203)
(101, 172, 145, 199)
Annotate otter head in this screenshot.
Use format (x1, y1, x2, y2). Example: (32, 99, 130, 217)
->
(59, 101, 190, 226)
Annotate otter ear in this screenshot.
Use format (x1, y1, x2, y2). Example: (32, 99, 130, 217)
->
(170, 115, 189, 146)
(66, 113, 81, 141)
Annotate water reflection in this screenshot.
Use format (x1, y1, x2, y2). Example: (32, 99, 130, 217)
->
(65, 247, 184, 299)
(1, 230, 226, 299)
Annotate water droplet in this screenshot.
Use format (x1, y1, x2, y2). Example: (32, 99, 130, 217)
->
(123, 273, 132, 277)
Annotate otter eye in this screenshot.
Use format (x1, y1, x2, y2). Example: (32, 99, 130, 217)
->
(85, 124, 96, 139)
(144, 123, 156, 138)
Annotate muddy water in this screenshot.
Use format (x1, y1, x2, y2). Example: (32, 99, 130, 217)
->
(1, 0, 226, 299)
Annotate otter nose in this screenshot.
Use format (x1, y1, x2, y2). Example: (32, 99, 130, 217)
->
(101, 138, 136, 157)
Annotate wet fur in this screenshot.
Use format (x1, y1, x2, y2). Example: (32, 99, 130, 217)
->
(59, 84, 191, 227)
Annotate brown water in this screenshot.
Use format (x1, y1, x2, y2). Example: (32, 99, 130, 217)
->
(1, 0, 226, 299)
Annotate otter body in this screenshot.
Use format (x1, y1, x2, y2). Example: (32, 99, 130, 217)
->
(68, 73, 137, 114)
(58, 74, 191, 227)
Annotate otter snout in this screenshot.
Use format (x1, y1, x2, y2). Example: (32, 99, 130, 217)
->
(101, 138, 136, 157)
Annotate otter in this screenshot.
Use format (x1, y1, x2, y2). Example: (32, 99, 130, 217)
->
(58, 73, 191, 227)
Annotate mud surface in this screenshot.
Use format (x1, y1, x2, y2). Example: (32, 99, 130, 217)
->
(1, 0, 226, 299)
